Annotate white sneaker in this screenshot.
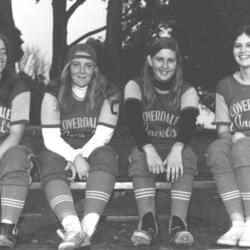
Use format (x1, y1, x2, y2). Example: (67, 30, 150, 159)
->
(57, 228, 86, 250)
(80, 234, 91, 248)
(217, 224, 245, 246)
(239, 226, 250, 247)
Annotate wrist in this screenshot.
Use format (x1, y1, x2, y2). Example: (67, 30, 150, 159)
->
(218, 131, 232, 141)
(142, 144, 155, 154)
(171, 142, 184, 152)
(73, 153, 86, 162)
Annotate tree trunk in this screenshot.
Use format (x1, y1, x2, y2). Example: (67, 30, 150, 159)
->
(50, 0, 68, 79)
(0, 0, 23, 65)
(105, 0, 123, 88)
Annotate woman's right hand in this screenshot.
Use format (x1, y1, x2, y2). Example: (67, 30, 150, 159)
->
(142, 144, 164, 174)
(73, 154, 90, 181)
(232, 132, 246, 143)
(65, 161, 76, 182)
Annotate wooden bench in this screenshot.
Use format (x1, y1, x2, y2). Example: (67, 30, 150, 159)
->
(25, 125, 217, 190)
(29, 179, 216, 190)
(21, 126, 221, 225)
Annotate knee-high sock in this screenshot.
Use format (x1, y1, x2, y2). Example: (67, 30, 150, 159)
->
(81, 171, 115, 237)
(83, 171, 115, 216)
(1, 184, 28, 224)
(235, 166, 250, 218)
(214, 172, 243, 221)
(133, 176, 156, 221)
(45, 179, 77, 221)
(171, 173, 193, 222)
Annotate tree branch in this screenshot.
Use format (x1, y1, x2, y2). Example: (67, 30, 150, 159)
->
(122, 15, 144, 39)
(123, 1, 140, 17)
(66, 0, 87, 20)
(69, 25, 107, 47)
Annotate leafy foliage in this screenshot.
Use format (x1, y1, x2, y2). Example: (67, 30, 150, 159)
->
(33, 0, 250, 107)
(120, 0, 250, 89)
(16, 46, 50, 84)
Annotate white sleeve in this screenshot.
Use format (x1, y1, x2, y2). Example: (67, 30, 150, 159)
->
(124, 80, 142, 101)
(41, 93, 80, 162)
(80, 125, 114, 158)
(42, 127, 80, 162)
(80, 97, 119, 158)
(180, 87, 199, 110)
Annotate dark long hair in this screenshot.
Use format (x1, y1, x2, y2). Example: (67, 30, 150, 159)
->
(142, 37, 183, 108)
(57, 59, 119, 114)
(232, 24, 250, 44)
(0, 33, 17, 105)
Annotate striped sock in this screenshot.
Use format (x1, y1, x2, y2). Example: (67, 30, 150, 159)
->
(1, 197, 25, 224)
(214, 172, 244, 219)
(132, 177, 156, 222)
(220, 190, 243, 219)
(45, 180, 78, 221)
(221, 190, 241, 202)
(241, 192, 250, 201)
(83, 190, 111, 218)
(85, 190, 110, 203)
(134, 188, 156, 200)
(171, 190, 191, 221)
(171, 190, 191, 201)
(241, 192, 250, 217)
(1, 198, 25, 210)
(50, 195, 74, 210)
(1, 185, 28, 224)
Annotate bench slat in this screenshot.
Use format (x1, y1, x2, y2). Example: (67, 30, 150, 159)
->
(30, 180, 216, 190)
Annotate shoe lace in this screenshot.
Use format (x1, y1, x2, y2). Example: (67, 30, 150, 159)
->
(3, 224, 18, 236)
(56, 229, 65, 240)
(12, 227, 18, 236)
(57, 228, 85, 245)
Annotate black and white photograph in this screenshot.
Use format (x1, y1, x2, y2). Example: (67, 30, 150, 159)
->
(1, 0, 250, 249)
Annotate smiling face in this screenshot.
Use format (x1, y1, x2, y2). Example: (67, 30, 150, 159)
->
(0, 38, 7, 79)
(70, 52, 96, 87)
(233, 33, 250, 68)
(147, 48, 177, 82)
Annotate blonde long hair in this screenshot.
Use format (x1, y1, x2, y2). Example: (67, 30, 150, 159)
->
(0, 33, 18, 105)
(56, 44, 119, 113)
(142, 37, 183, 108)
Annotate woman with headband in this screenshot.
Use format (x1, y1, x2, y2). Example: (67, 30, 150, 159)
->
(39, 43, 120, 250)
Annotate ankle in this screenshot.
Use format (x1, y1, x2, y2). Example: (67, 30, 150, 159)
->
(62, 215, 82, 232)
(170, 215, 187, 231)
(81, 213, 100, 238)
(140, 212, 158, 234)
(232, 221, 245, 227)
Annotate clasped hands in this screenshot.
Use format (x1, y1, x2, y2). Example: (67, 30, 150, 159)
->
(65, 154, 90, 182)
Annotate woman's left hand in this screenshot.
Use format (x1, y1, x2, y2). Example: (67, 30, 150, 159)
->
(163, 143, 184, 183)
(73, 154, 90, 181)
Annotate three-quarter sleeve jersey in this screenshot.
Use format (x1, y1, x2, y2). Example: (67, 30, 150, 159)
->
(214, 74, 250, 136)
(0, 78, 30, 139)
(124, 78, 199, 146)
(45, 84, 118, 149)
